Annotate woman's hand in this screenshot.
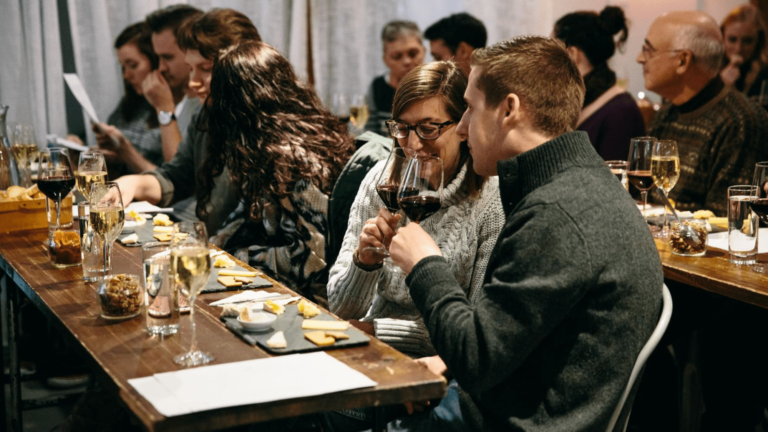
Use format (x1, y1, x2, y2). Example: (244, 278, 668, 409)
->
(355, 208, 401, 266)
(721, 54, 744, 87)
(415, 355, 448, 377)
(389, 222, 442, 274)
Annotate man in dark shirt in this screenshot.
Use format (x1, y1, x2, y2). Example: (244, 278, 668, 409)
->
(389, 36, 663, 431)
(424, 13, 487, 75)
(639, 11, 768, 215)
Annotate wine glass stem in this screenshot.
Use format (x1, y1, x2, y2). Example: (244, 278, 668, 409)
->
(662, 191, 670, 235)
(102, 239, 110, 276)
(641, 190, 648, 219)
(54, 199, 61, 228)
(189, 297, 198, 354)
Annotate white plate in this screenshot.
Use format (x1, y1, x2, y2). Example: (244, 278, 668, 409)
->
(237, 313, 276, 332)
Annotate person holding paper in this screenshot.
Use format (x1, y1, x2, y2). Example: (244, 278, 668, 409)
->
(94, 5, 202, 177)
(115, 8, 261, 236)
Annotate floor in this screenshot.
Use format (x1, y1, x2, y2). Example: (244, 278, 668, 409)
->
(3, 376, 85, 432)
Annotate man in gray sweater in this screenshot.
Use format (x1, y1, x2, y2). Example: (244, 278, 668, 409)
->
(390, 36, 664, 431)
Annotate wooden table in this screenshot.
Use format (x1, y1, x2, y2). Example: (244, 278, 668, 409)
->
(0, 228, 446, 432)
(655, 238, 768, 309)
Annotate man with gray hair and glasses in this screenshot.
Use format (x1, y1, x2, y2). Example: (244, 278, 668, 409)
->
(638, 10, 768, 216)
(632, 11, 768, 431)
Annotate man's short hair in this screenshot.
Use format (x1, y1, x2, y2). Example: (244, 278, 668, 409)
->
(674, 22, 724, 78)
(381, 21, 422, 47)
(145, 4, 202, 34)
(471, 36, 585, 137)
(424, 13, 487, 52)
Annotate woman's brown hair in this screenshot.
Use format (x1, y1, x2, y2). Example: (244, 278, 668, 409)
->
(114, 22, 159, 127)
(392, 61, 485, 196)
(199, 41, 355, 221)
(176, 8, 261, 61)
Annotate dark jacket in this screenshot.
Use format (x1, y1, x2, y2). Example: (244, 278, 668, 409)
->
(326, 132, 392, 270)
(406, 131, 663, 431)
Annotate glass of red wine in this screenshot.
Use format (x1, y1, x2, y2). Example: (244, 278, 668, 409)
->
(39, 148, 75, 231)
(751, 161, 768, 273)
(367, 147, 410, 258)
(398, 155, 443, 224)
(627, 136, 658, 229)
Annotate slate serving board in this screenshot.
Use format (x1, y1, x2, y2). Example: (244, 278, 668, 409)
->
(221, 304, 369, 354)
(202, 266, 273, 293)
(118, 222, 159, 247)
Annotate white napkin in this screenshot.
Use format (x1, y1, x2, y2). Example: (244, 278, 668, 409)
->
(706, 228, 768, 253)
(209, 291, 281, 306)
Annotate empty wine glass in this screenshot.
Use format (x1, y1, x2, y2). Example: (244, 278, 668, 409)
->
(171, 221, 213, 367)
(89, 182, 125, 276)
(651, 140, 680, 238)
(627, 136, 657, 229)
(77, 150, 108, 201)
(398, 155, 443, 224)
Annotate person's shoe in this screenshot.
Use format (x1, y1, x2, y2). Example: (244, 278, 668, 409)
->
(46, 374, 89, 388)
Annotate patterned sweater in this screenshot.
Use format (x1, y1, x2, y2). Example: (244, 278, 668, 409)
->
(210, 180, 328, 302)
(649, 78, 768, 215)
(327, 160, 505, 357)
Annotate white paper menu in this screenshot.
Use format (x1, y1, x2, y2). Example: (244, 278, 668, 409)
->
(128, 352, 377, 417)
(63, 73, 100, 124)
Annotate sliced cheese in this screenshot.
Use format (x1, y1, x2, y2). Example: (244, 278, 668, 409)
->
(297, 298, 320, 319)
(693, 210, 715, 219)
(218, 276, 242, 288)
(304, 331, 335, 347)
(234, 276, 254, 284)
(153, 226, 173, 233)
(218, 270, 258, 277)
(153, 214, 173, 226)
(301, 320, 349, 331)
(266, 331, 287, 349)
(213, 255, 236, 268)
(153, 233, 172, 242)
(120, 233, 139, 245)
(325, 331, 350, 340)
(239, 307, 251, 322)
(263, 300, 285, 315)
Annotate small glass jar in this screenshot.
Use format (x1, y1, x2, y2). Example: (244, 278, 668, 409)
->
(97, 274, 143, 320)
(48, 227, 82, 268)
(669, 220, 708, 257)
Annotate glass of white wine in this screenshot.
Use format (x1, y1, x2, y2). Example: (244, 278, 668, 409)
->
(77, 150, 108, 201)
(89, 182, 125, 276)
(350, 94, 370, 133)
(171, 221, 213, 367)
(651, 140, 680, 238)
(10, 124, 37, 187)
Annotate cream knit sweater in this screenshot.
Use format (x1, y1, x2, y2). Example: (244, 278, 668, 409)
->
(327, 159, 505, 357)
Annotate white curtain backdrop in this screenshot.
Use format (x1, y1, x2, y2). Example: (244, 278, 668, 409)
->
(0, 0, 744, 144)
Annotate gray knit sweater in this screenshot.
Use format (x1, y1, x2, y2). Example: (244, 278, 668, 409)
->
(328, 159, 505, 357)
(406, 131, 663, 431)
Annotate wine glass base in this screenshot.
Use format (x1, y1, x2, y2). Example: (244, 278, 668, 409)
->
(752, 264, 768, 273)
(174, 350, 214, 367)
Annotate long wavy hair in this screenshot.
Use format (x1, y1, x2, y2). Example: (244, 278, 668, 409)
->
(114, 22, 159, 127)
(199, 41, 355, 221)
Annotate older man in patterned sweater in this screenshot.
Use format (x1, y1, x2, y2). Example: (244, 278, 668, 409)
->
(638, 11, 768, 216)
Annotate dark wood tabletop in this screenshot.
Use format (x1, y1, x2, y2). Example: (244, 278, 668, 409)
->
(655, 238, 768, 309)
(0, 228, 446, 432)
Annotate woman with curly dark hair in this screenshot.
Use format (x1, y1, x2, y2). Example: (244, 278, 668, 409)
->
(203, 41, 355, 300)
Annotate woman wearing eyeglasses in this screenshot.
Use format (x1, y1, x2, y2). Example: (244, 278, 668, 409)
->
(327, 62, 504, 367)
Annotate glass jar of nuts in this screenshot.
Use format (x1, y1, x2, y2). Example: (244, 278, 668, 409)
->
(97, 274, 143, 320)
(669, 220, 708, 257)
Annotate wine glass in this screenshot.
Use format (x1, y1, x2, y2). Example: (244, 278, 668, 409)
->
(171, 221, 213, 367)
(627, 136, 657, 228)
(651, 140, 680, 238)
(350, 94, 370, 132)
(365, 147, 410, 258)
(89, 182, 125, 276)
(397, 155, 444, 224)
(10, 124, 35, 187)
(77, 150, 108, 201)
(751, 162, 768, 273)
(39, 149, 75, 231)
(331, 93, 350, 123)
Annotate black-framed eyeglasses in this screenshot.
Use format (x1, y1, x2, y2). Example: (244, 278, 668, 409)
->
(386, 120, 455, 140)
